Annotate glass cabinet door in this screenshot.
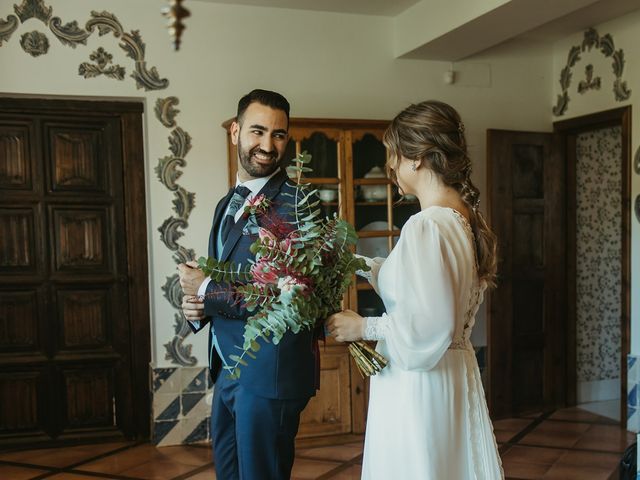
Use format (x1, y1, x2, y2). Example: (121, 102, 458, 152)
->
(288, 128, 344, 221)
(348, 130, 420, 318)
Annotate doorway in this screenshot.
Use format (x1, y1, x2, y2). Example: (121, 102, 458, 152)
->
(487, 106, 631, 424)
(0, 97, 151, 447)
(555, 107, 631, 424)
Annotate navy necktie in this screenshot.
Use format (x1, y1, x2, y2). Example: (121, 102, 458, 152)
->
(220, 185, 252, 245)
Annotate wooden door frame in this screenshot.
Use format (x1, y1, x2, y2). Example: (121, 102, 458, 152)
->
(0, 96, 151, 439)
(553, 106, 631, 425)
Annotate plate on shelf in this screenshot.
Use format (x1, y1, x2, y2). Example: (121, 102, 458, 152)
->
(356, 221, 399, 258)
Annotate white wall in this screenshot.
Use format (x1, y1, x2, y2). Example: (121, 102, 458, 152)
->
(551, 9, 640, 354)
(0, 0, 553, 366)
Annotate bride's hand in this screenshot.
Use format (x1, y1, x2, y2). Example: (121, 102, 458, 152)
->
(326, 310, 364, 342)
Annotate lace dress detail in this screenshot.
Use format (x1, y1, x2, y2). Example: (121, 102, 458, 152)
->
(363, 315, 390, 341)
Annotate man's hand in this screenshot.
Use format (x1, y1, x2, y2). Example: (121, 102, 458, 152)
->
(177, 261, 205, 296)
(326, 309, 365, 342)
(182, 295, 205, 322)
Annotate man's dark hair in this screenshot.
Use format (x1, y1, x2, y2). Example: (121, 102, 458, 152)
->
(237, 89, 290, 125)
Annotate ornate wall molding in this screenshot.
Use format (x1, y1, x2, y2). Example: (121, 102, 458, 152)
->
(577, 64, 600, 94)
(155, 96, 180, 128)
(19, 29, 48, 56)
(79, 47, 125, 80)
(0, 15, 19, 45)
(0, 1, 198, 366)
(14, 0, 51, 24)
(553, 27, 632, 116)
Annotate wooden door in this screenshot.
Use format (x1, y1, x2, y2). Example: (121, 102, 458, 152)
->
(487, 130, 566, 418)
(0, 98, 150, 446)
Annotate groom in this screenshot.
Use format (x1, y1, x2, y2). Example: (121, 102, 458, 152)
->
(178, 89, 319, 480)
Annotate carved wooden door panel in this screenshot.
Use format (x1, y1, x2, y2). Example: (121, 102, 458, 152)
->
(0, 111, 134, 445)
(487, 130, 566, 418)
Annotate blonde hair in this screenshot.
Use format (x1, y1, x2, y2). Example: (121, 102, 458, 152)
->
(383, 100, 497, 286)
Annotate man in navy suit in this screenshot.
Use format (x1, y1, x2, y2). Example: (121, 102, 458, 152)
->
(178, 89, 319, 480)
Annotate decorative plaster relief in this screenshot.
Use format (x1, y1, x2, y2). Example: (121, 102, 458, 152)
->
(553, 28, 631, 116)
(19, 29, 48, 56)
(14, 0, 51, 24)
(155, 96, 180, 128)
(78, 47, 125, 80)
(0, 15, 18, 45)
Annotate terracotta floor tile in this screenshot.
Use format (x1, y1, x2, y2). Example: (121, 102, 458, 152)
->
(0, 464, 51, 480)
(121, 459, 200, 479)
(291, 458, 342, 479)
(0, 442, 134, 470)
(542, 463, 613, 480)
(494, 418, 535, 432)
(519, 411, 543, 419)
(502, 460, 553, 479)
(572, 424, 636, 453)
(519, 431, 580, 449)
(534, 420, 592, 434)
(501, 445, 566, 465)
(549, 407, 615, 424)
(326, 464, 363, 479)
(297, 443, 363, 462)
(154, 445, 212, 466)
(558, 449, 621, 468)
(182, 465, 217, 479)
(495, 430, 517, 443)
(46, 473, 119, 479)
(80, 444, 166, 474)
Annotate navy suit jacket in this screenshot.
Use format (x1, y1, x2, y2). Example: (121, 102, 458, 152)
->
(191, 169, 320, 400)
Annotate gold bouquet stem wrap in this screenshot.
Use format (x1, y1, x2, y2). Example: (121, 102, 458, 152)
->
(348, 341, 388, 378)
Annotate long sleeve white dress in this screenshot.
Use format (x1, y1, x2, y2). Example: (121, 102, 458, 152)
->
(358, 206, 504, 480)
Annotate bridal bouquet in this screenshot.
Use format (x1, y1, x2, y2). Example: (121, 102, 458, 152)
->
(198, 152, 388, 379)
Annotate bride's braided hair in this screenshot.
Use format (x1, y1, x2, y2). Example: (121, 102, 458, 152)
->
(383, 100, 497, 286)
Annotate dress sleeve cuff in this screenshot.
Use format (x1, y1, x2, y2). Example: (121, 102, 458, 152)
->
(363, 314, 390, 341)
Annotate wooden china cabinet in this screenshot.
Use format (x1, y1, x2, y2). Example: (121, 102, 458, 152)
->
(222, 117, 420, 439)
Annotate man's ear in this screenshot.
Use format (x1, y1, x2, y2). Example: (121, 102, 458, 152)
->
(230, 121, 240, 146)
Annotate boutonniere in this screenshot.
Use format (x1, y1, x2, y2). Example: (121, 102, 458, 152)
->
(243, 194, 271, 219)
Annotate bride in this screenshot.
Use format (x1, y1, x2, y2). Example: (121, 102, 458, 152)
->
(326, 100, 504, 479)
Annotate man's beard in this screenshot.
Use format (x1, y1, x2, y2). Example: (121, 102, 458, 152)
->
(238, 139, 281, 178)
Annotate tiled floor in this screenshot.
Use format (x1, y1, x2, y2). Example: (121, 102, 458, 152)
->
(0, 407, 633, 479)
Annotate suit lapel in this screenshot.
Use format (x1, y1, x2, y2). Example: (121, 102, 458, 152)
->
(210, 188, 234, 258)
(220, 169, 288, 262)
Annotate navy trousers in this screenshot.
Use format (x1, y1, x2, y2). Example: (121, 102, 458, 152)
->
(211, 372, 310, 480)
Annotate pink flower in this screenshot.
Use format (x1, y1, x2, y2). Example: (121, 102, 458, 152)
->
(251, 259, 279, 285)
(277, 275, 307, 293)
(259, 228, 278, 245)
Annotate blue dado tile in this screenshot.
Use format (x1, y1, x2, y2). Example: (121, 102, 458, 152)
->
(629, 385, 638, 409)
(157, 396, 181, 421)
(183, 369, 207, 393)
(153, 367, 180, 394)
(184, 417, 209, 443)
(153, 420, 179, 445)
(182, 392, 205, 417)
(627, 409, 640, 433)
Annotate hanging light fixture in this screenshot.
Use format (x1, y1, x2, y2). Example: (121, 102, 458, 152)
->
(162, 0, 190, 51)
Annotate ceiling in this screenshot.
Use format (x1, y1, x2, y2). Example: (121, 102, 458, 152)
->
(197, 0, 422, 17)
(198, 0, 640, 60)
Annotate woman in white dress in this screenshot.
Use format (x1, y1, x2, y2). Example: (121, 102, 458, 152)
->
(326, 101, 504, 479)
